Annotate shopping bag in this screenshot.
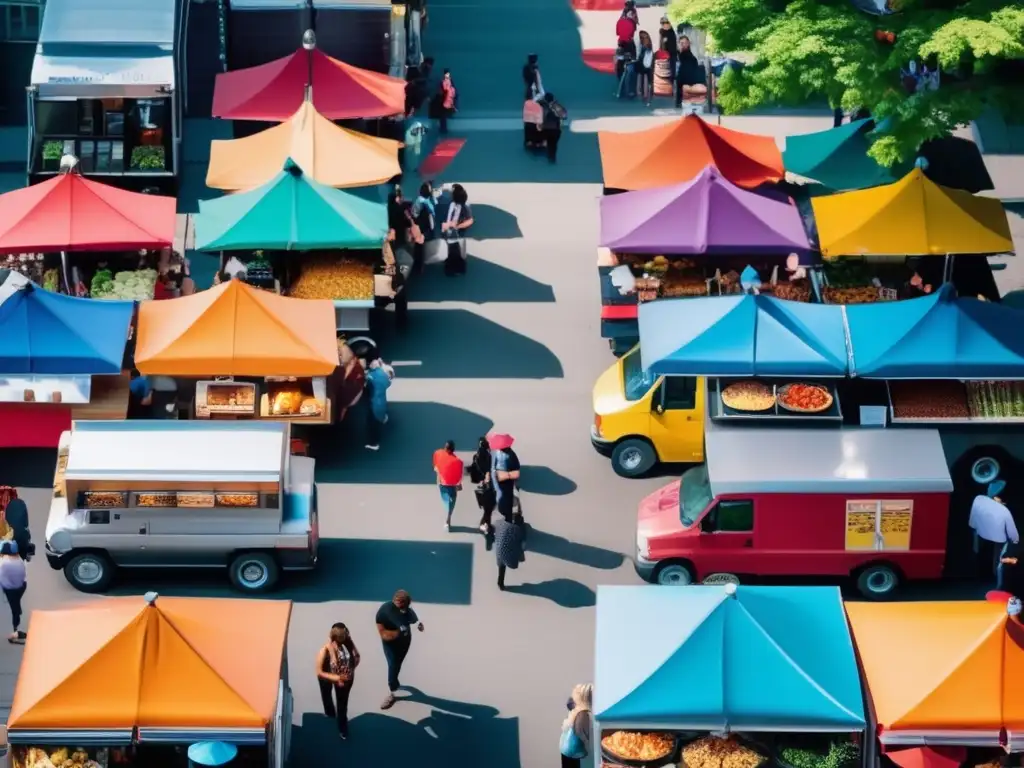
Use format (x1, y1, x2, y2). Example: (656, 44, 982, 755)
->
(423, 238, 449, 265)
(523, 100, 543, 125)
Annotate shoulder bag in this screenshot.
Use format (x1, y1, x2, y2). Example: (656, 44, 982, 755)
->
(559, 713, 587, 759)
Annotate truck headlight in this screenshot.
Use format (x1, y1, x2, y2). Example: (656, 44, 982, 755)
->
(636, 531, 649, 559)
(593, 414, 603, 437)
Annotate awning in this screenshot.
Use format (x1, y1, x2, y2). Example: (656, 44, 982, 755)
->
(783, 119, 900, 192)
(598, 115, 784, 191)
(134, 278, 340, 377)
(811, 168, 1014, 258)
(845, 283, 1024, 379)
(594, 585, 865, 730)
(0, 278, 132, 374)
(8, 594, 291, 730)
(196, 159, 388, 251)
(844, 601, 1024, 743)
(600, 165, 810, 254)
(206, 101, 401, 190)
(639, 294, 849, 377)
(212, 47, 405, 121)
(0, 172, 176, 252)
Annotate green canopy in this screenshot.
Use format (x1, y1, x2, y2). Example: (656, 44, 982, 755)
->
(783, 119, 902, 193)
(195, 158, 388, 252)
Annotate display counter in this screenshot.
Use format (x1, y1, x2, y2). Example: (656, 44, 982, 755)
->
(887, 379, 1024, 424)
(194, 377, 332, 425)
(710, 378, 844, 422)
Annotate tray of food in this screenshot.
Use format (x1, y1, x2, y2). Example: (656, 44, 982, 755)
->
(777, 383, 834, 414)
(136, 493, 178, 508)
(681, 735, 768, 768)
(601, 731, 678, 767)
(177, 492, 215, 508)
(721, 381, 776, 413)
(890, 380, 971, 420)
(215, 492, 260, 508)
(80, 491, 127, 509)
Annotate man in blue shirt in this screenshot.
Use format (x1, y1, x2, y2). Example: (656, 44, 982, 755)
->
(491, 446, 521, 521)
(127, 371, 153, 419)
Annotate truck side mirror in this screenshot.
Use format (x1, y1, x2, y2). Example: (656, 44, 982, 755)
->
(654, 403, 665, 414)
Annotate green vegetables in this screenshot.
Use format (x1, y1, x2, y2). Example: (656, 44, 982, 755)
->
(90, 269, 158, 300)
(43, 268, 60, 293)
(779, 742, 859, 768)
(967, 381, 1024, 419)
(780, 748, 821, 768)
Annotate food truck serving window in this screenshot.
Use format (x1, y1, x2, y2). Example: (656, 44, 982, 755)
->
(77, 489, 280, 510)
(15, 745, 120, 768)
(845, 500, 913, 551)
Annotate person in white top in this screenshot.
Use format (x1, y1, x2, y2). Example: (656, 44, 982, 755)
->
(969, 484, 1019, 581)
(0, 540, 27, 642)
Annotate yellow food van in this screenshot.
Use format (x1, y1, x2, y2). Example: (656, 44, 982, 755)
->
(591, 344, 706, 476)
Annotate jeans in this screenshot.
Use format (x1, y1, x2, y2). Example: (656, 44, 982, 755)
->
(4, 584, 25, 631)
(382, 640, 410, 692)
(440, 485, 458, 518)
(319, 678, 352, 736)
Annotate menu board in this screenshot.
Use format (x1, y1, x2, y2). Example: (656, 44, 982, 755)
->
(879, 502, 913, 551)
(845, 501, 877, 551)
(844, 500, 913, 551)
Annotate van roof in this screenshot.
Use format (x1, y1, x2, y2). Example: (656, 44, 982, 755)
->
(705, 421, 953, 495)
(64, 421, 288, 483)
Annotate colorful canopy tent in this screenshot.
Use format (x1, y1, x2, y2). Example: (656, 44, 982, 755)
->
(783, 119, 900, 192)
(8, 593, 292, 731)
(0, 279, 133, 374)
(811, 168, 1014, 259)
(196, 159, 388, 252)
(846, 283, 1024, 379)
(206, 101, 401, 191)
(844, 601, 1024, 747)
(598, 116, 784, 191)
(212, 47, 406, 121)
(599, 165, 811, 255)
(135, 278, 339, 377)
(594, 585, 865, 730)
(0, 172, 176, 253)
(639, 294, 849, 377)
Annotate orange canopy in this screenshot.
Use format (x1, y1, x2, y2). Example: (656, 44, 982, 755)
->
(845, 601, 1024, 735)
(8, 595, 292, 730)
(598, 115, 784, 191)
(206, 101, 401, 191)
(135, 279, 339, 377)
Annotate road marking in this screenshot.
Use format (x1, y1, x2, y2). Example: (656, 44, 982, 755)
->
(390, 360, 423, 367)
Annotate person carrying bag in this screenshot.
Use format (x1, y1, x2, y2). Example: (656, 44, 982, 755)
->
(560, 683, 593, 767)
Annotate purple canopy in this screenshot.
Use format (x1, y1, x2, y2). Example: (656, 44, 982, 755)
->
(599, 165, 812, 255)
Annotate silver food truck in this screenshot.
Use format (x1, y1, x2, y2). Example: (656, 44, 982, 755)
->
(45, 420, 319, 593)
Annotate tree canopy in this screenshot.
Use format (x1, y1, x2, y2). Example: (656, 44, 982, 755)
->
(667, 0, 1024, 166)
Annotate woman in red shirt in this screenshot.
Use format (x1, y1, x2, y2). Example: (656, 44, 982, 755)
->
(438, 70, 457, 134)
(433, 440, 465, 530)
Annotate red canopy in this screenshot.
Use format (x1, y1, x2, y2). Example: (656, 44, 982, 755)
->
(212, 48, 406, 122)
(0, 173, 176, 253)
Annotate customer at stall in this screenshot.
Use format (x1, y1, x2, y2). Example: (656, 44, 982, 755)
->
(0, 541, 27, 643)
(364, 359, 392, 451)
(560, 684, 594, 767)
(999, 538, 1024, 597)
(470, 437, 496, 533)
(433, 440, 464, 530)
(969, 485, 1019, 582)
(3, 498, 32, 562)
(442, 184, 474, 276)
(659, 16, 677, 71)
(615, 3, 638, 80)
(411, 182, 437, 274)
(493, 513, 525, 590)
(376, 589, 424, 710)
(127, 369, 154, 420)
(316, 623, 360, 739)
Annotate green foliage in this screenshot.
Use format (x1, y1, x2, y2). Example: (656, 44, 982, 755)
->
(130, 145, 166, 170)
(669, 0, 1024, 165)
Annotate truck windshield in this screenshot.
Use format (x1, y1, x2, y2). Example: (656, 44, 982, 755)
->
(680, 465, 713, 527)
(622, 347, 655, 402)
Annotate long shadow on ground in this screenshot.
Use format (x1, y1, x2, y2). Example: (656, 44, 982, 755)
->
(410, 256, 555, 304)
(466, 204, 524, 240)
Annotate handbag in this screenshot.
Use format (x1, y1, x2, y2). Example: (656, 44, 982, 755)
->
(559, 717, 586, 759)
(523, 100, 543, 126)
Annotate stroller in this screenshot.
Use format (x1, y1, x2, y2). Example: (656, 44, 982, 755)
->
(615, 45, 638, 99)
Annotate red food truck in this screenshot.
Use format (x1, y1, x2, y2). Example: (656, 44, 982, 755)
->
(634, 419, 956, 598)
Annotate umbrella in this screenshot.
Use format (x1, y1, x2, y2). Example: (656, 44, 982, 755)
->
(886, 746, 966, 768)
(488, 434, 515, 451)
(188, 742, 239, 767)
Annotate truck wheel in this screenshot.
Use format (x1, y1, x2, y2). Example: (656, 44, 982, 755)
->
(229, 552, 280, 593)
(655, 560, 695, 586)
(612, 439, 656, 478)
(64, 552, 115, 593)
(346, 336, 379, 362)
(856, 563, 900, 600)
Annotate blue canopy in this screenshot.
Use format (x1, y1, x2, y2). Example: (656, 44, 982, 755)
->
(639, 294, 849, 377)
(846, 284, 1024, 379)
(0, 281, 133, 374)
(594, 585, 866, 731)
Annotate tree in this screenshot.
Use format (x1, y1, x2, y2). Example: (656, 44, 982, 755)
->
(668, 0, 1024, 166)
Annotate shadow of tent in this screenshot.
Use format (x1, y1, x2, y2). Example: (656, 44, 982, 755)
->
(504, 578, 596, 608)
(465, 204, 523, 240)
(105, 538, 475, 604)
(519, 465, 577, 495)
(309, 400, 495, 483)
(525, 528, 624, 569)
(373, 309, 564, 379)
(411, 256, 555, 304)
(435, 130, 604, 185)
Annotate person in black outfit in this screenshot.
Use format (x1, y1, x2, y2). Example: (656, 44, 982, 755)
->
(470, 437, 496, 533)
(493, 514, 525, 590)
(315, 624, 360, 739)
(376, 589, 424, 709)
(540, 93, 566, 163)
(659, 16, 677, 72)
(674, 35, 706, 108)
(998, 539, 1024, 597)
(3, 499, 33, 561)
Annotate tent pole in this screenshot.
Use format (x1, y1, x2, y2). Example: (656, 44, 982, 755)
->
(60, 251, 70, 294)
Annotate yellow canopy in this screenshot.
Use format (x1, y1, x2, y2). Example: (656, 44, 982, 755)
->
(206, 101, 402, 191)
(811, 168, 1014, 259)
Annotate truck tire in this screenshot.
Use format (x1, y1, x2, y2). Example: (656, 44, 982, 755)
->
(64, 552, 116, 593)
(346, 336, 379, 362)
(612, 438, 656, 478)
(655, 560, 696, 586)
(229, 552, 280, 593)
(856, 563, 901, 600)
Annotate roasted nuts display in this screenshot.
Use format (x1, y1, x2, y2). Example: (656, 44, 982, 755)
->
(81, 492, 126, 508)
(890, 380, 970, 419)
(823, 286, 890, 305)
(136, 493, 178, 508)
(215, 493, 260, 507)
(601, 731, 675, 762)
(176, 492, 215, 508)
(682, 736, 766, 768)
(290, 256, 374, 300)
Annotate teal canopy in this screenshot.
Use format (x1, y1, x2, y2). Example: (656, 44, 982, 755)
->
(195, 159, 388, 252)
(783, 119, 901, 193)
(594, 585, 866, 730)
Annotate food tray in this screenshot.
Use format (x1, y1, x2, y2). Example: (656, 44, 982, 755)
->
(135, 492, 178, 508)
(601, 732, 682, 768)
(776, 383, 834, 414)
(680, 734, 772, 768)
(712, 379, 843, 422)
(80, 491, 127, 509)
(177, 492, 215, 508)
(215, 492, 260, 508)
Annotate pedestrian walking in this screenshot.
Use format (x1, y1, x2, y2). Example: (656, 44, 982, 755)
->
(636, 30, 654, 106)
(364, 359, 393, 451)
(493, 514, 525, 590)
(522, 54, 546, 149)
(540, 93, 567, 164)
(489, 433, 521, 521)
(433, 440, 464, 530)
(3, 498, 33, 561)
(614, 2, 638, 81)
(411, 182, 436, 274)
(376, 590, 424, 709)
(1, 541, 27, 643)
(969, 484, 1018, 582)
(435, 69, 458, 134)
(470, 437, 496, 533)
(316, 623, 360, 739)
(441, 184, 474, 277)
(559, 684, 594, 767)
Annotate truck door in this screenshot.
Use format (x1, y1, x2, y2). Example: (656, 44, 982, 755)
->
(647, 376, 704, 463)
(92, 509, 150, 566)
(695, 498, 755, 576)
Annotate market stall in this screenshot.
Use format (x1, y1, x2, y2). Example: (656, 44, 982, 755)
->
(206, 101, 401, 191)
(134, 279, 342, 424)
(8, 593, 293, 766)
(844, 600, 1024, 749)
(0, 273, 134, 447)
(782, 119, 900, 193)
(598, 115, 784, 192)
(212, 45, 406, 121)
(594, 584, 866, 767)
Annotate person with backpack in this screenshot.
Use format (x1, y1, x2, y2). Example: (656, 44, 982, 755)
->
(560, 683, 593, 766)
(540, 93, 567, 163)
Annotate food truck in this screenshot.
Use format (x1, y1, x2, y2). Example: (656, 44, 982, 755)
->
(634, 417, 955, 598)
(45, 421, 318, 593)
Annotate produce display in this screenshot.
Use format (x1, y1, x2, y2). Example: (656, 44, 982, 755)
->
(721, 381, 775, 412)
(967, 380, 1024, 419)
(778, 383, 833, 413)
(820, 261, 907, 305)
(778, 741, 859, 768)
(243, 252, 275, 288)
(615, 254, 710, 302)
(2, 253, 45, 284)
(889, 380, 970, 419)
(80, 491, 127, 508)
(43, 268, 60, 292)
(682, 736, 766, 768)
(821, 286, 893, 305)
(601, 731, 675, 762)
(90, 268, 158, 300)
(215, 492, 260, 507)
(15, 747, 105, 768)
(289, 255, 374, 301)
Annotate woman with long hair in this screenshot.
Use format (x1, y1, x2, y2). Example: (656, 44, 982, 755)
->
(316, 623, 361, 739)
(637, 30, 654, 106)
(560, 683, 594, 767)
(470, 437, 495, 532)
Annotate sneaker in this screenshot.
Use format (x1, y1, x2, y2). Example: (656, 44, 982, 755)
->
(365, 444, 380, 451)
(381, 694, 396, 710)
(479, 524, 488, 533)
(444, 522, 450, 531)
